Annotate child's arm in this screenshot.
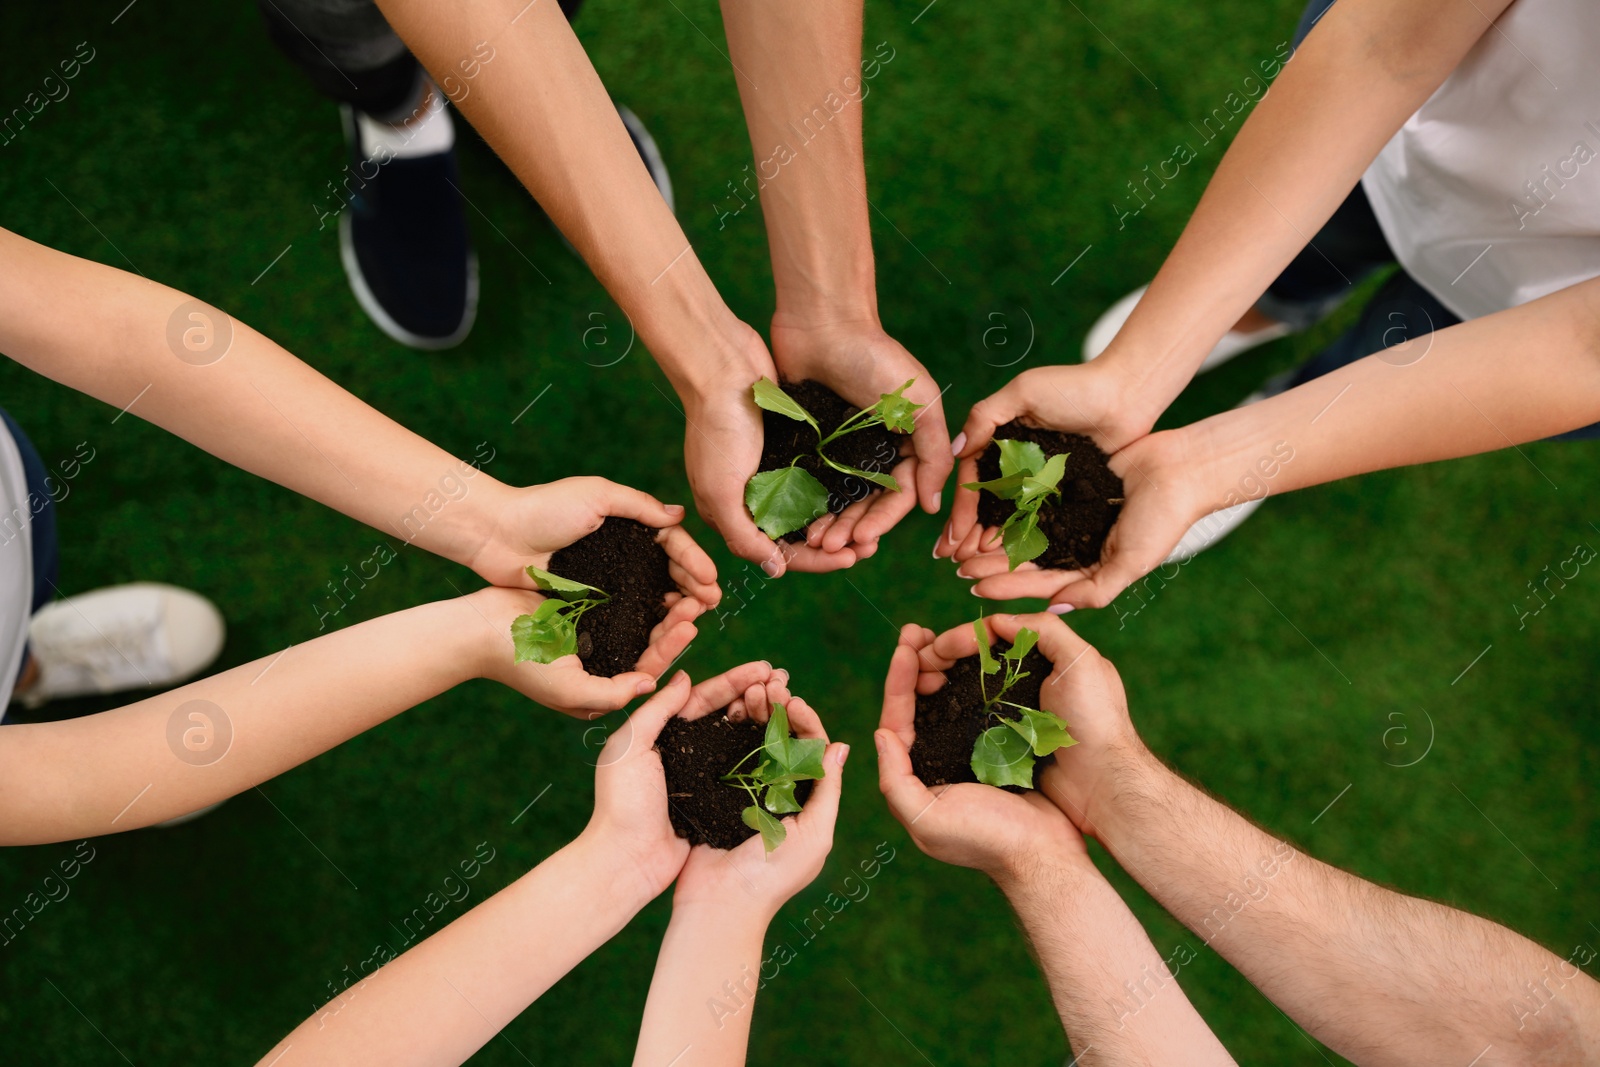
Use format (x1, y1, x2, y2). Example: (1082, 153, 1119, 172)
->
(255, 667, 779, 1067)
(633, 696, 846, 1067)
(0, 586, 693, 845)
(0, 226, 725, 597)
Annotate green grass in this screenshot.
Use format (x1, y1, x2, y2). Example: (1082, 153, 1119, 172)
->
(2, 0, 1597, 1062)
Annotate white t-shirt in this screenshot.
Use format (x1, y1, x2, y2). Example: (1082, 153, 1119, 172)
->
(1361, 0, 1600, 321)
(0, 419, 35, 717)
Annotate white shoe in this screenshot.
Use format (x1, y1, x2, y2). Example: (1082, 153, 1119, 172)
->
(19, 583, 225, 707)
(1163, 390, 1270, 564)
(1082, 286, 1291, 371)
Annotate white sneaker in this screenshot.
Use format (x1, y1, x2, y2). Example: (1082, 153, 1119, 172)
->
(1082, 286, 1291, 371)
(1163, 390, 1270, 564)
(19, 583, 225, 708)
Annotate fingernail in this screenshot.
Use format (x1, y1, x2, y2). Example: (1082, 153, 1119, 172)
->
(1048, 604, 1075, 614)
(970, 586, 984, 597)
(635, 678, 655, 696)
(665, 503, 686, 514)
(873, 732, 887, 754)
(835, 743, 851, 767)
(955, 566, 971, 579)
(950, 432, 967, 457)
(761, 558, 781, 578)
(672, 669, 690, 684)
(932, 491, 942, 513)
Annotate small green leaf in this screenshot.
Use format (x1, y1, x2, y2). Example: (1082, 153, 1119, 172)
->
(971, 725, 1036, 788)
(996, 439, 1047, 479)
(752, 377, 820, 435)
(510, 599, 577, 664)
(817, 451, 900, 492)
(1003, 706, 1077, 757)
(1015, 453, 1068, 507)
(873, 379, 923, 434)
(1005, 627, 1040, 662)
(742, 804, 787, 852)
(1002, 509, 1049, 570)
(745, 466, 830, 538)
(524, 566, 606, 600)
(763, 704, 827, 779)
(960, 471, 1030, 500)
(974, 620, 999, 675)
(763, 779, 802, 814)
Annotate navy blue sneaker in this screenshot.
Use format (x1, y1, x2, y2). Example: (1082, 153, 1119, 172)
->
(338, 95, 478, 351)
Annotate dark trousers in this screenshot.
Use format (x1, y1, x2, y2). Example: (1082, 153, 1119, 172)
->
(257, 0, 585, 117)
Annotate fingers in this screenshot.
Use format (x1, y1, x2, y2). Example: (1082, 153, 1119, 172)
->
(874, 728, 937, 830)
(594, 480, 689, 529)
(880, 642, 920, 747)
(951, 521, 990, 563)
(780, 540, 860, 574)
(929, 618, 986, 664)
(783, 694, 828, 742)
(908, 393, 953, 514)
(987, 611, 1095, 668)
(822, 494, 876, 553)
(970, 568, 1078, 604)
(616, 670, 692, 749)
(955, 550, 1027, 580)
(958, 379, 1026, 460)
(796, 739, 847, 837)
(803, 512, 837, 548)
(635, 618, 698, 676)
(731, 678, 768, 723)
(681, 660, 775, 719)
(1049, 552, 1147, 611)
(936, 457, 982, 560)
(659, 526, 720, 604)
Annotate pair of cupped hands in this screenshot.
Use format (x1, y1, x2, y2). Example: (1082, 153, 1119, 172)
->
(571, 611, 1139, 912)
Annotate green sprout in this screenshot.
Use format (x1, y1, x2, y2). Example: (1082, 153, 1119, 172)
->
(720, 702, 828, 851)
(968, 623, 1077, 788)
(744, 377, 924, 539)
(509, 566, 609, 664)
(961, 439, 1069, 570)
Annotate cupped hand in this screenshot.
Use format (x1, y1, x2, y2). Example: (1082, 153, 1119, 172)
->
(673, 688, 847, 920)
(937, 361, 1151, 564)
(771, 317, 951, 553)
(951, 428, 1209, 612)
(679, 340, 863, 577)
(875, 621, 1087, 879)
(585, 663, 788, 902)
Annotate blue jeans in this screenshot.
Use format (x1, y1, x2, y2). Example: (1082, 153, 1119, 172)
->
(1, 408, 59, 695)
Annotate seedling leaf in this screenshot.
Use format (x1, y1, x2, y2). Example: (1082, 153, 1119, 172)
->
(763, 704, 827, 779)
(1004, 706, 1077, 757)
(752, 377, 820, 435)
(525, 566, 606, 600)
(1002, 510, 1049, 569)
(763, 779, 802, 814)
(972, 725, 1036, 788)
(742, 804, 787, 852)
(974, 620, 999, 675)
(510, 599, 577, 664)
(817, 451, 900, 492)
(997, 439, 1046, 479)
(873, 380, 923, 434)
(960, 471, 1030, 500)
(1004, 627, 1040, 662)
(745, 466, 830, 538)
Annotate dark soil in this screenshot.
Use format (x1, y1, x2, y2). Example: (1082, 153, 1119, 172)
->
(910, 639, 1054, 790)
(756, 379, 906, 543)
(974, 421, 1124, 571)
(657, 707, 816, 849)
(547, 517, 676, 678)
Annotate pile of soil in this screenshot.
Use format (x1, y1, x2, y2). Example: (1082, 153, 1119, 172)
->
(756, 379, 906, 543)
(656, 707, 816, 849)
(910, 639, 1054, 790)
(974, 421, 1124, 571)
(547, 517, 676, 678)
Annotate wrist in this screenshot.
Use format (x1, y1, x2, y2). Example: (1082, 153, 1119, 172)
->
(991, 843, 1099, 900)
(657, 315, 771, 403)
(437, 596, 500, 688)
(1084, 740, 1171, 847)
(570, 827, 668, 918)
(671, 892, 775, 939)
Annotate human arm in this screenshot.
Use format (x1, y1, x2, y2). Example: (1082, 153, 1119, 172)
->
(633, 688, 846, 1066)
(370, 0, 856, 575)
(718, 1, 949, 549)
(0, 227, 727, 601)
(0, 586, 699, 846)
(874, 619, 1232, 1065)
(254, 665, 780, 1066)
(957, 276, 1600, 608)
(1028, 614, 1600, 1066)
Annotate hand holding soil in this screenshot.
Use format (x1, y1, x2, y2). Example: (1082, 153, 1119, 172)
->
(876, 619, 1088, 879)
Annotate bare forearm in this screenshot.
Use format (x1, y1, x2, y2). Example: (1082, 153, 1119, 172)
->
(0, 598, 487, 844)
(1179, 279, 1600, 514)
(1093, 752, 1600, 1065)
(1102, 0, 1506, 419)
(0, 228, 510, 567)
(719, 0, 877, 323)
(261, 833, 652, 1067)
(999, 856, 1233, 1066)
(634, 901, 769, 1067)
(374, 0, 749, 394)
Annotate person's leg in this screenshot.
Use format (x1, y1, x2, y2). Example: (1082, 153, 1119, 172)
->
(0, 408, 58, 620)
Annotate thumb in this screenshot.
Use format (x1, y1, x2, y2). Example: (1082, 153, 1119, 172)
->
(909, 398, 953, 514)
(598, 481, 686, 528)
(797, 741, 848, 839)
(875, 728, 936, 828)
(958, 379, 1027, 460)
(622, 669, 692, 748)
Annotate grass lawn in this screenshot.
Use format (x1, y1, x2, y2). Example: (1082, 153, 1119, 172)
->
(1, 0, 1596, 1062)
